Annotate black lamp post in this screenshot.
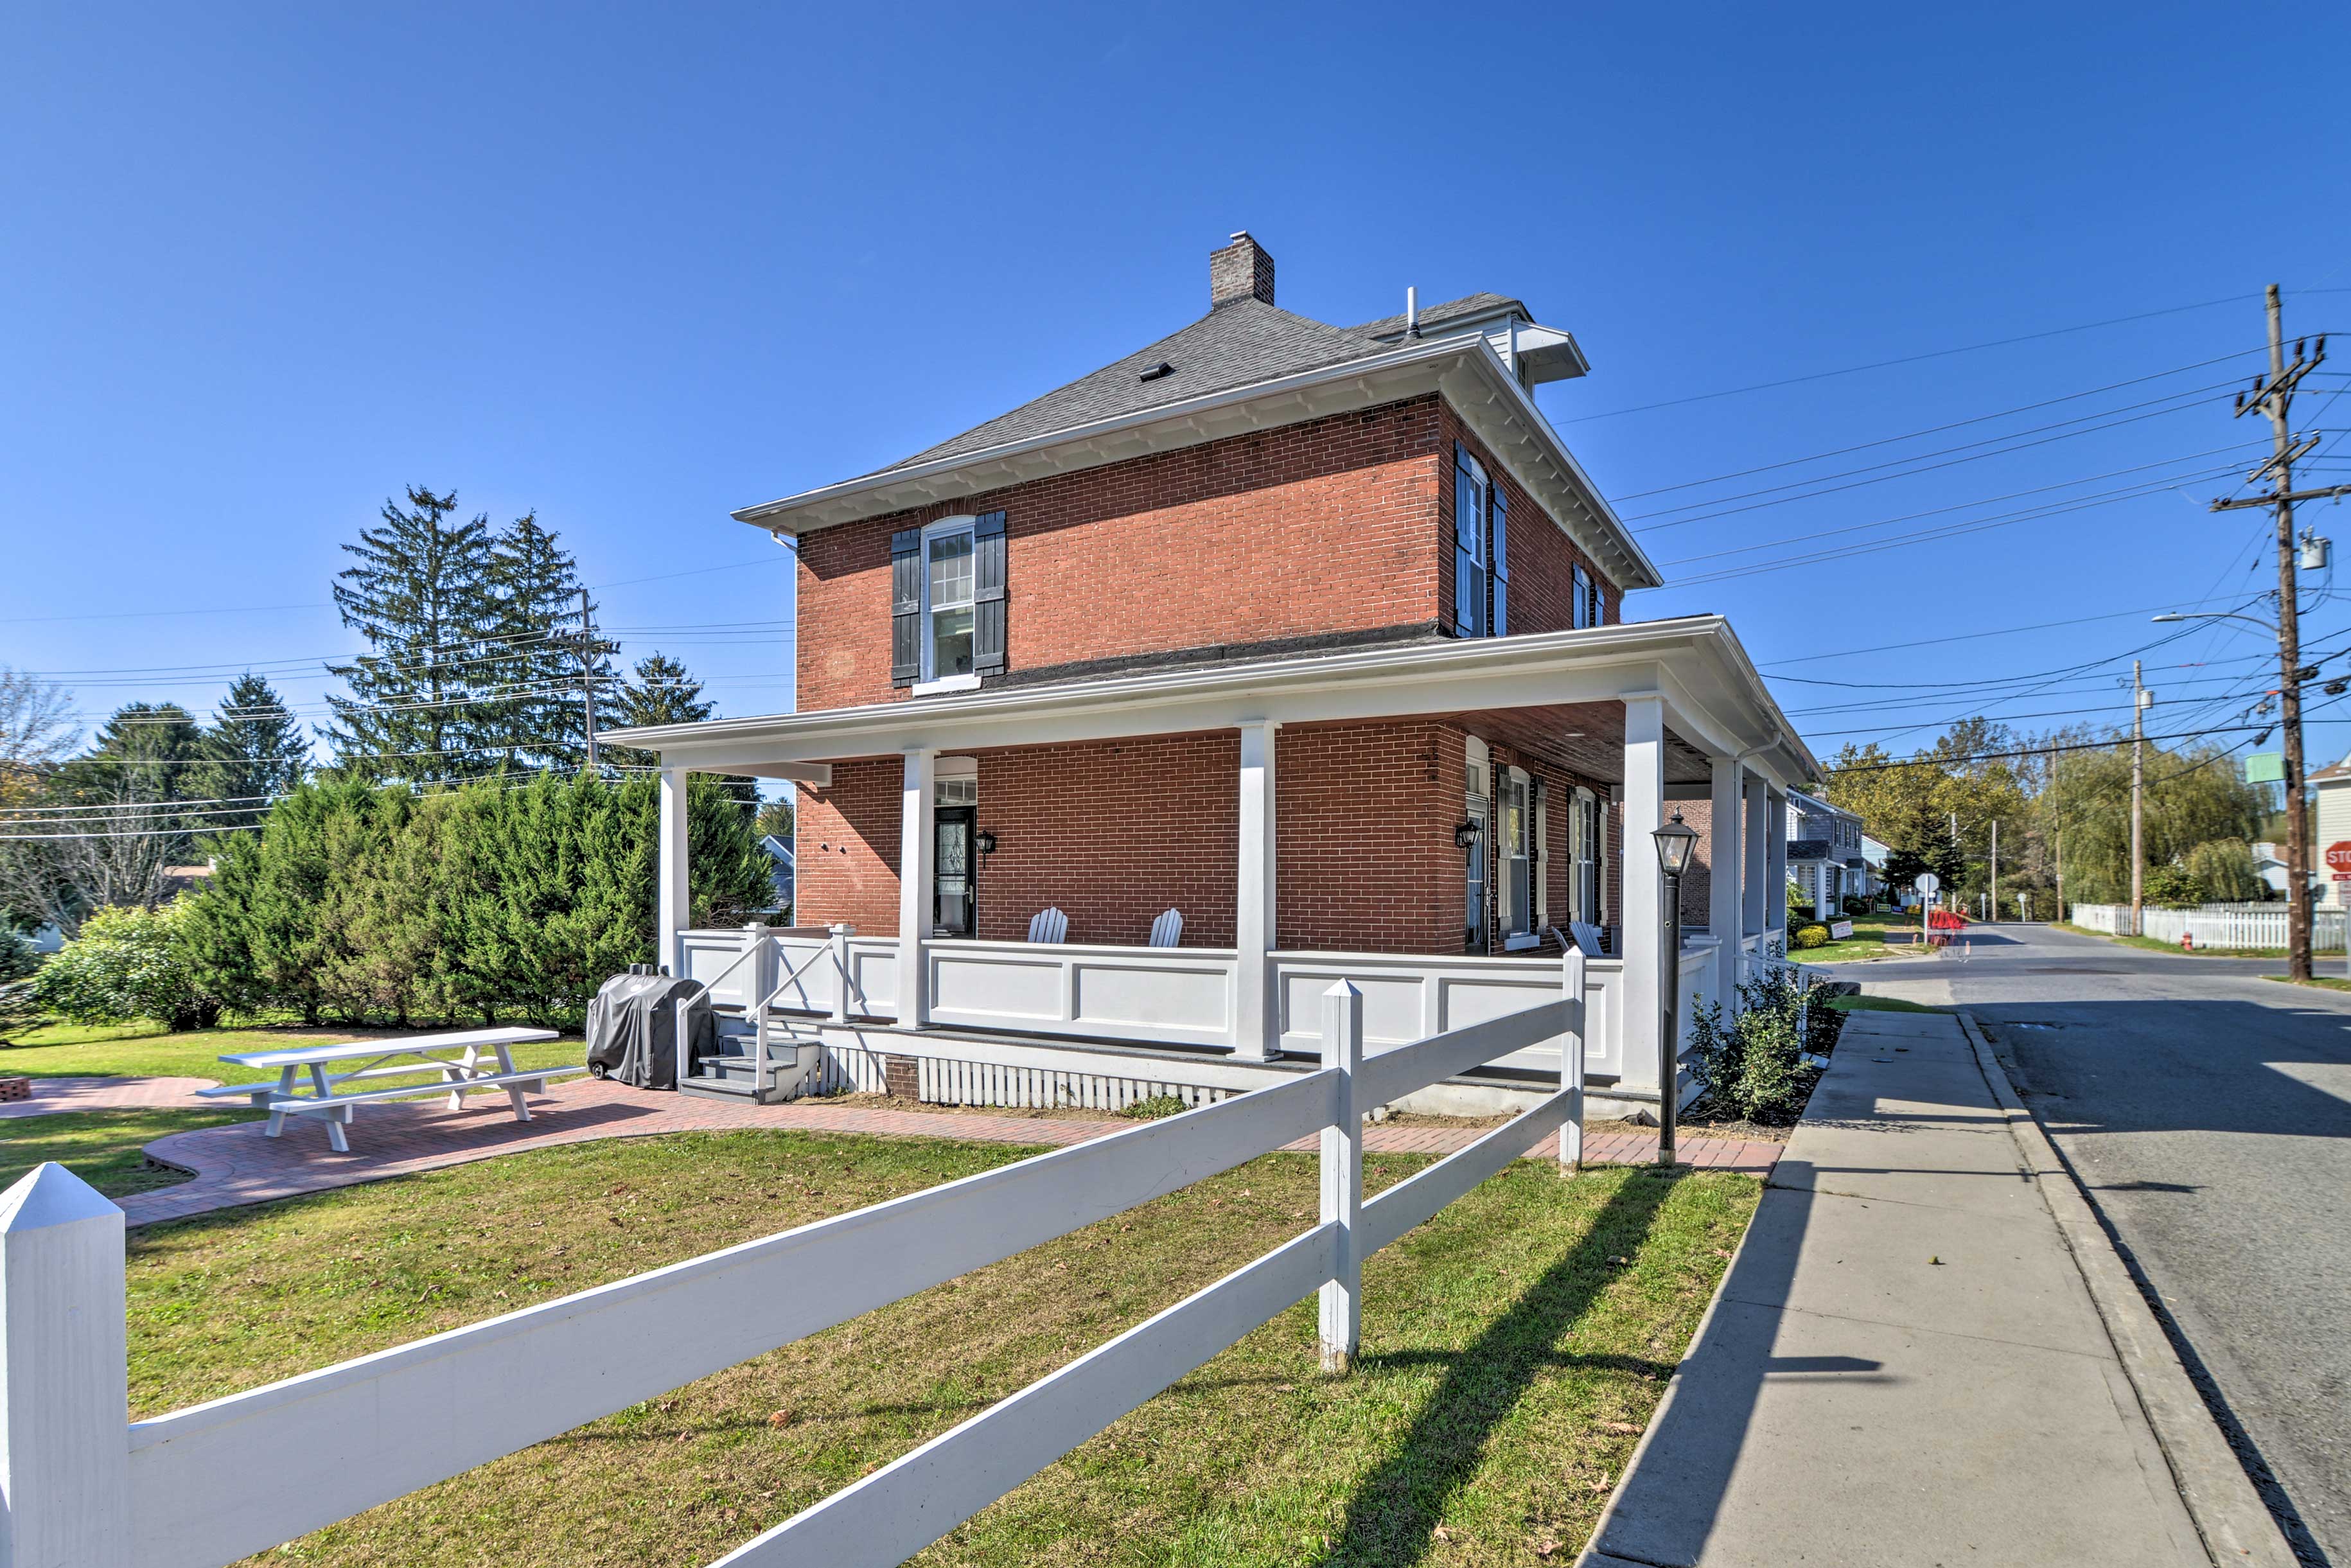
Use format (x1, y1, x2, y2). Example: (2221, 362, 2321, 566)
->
(1651, 809, 1700, 1170)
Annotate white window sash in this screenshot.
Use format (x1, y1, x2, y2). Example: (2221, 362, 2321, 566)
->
(919, 516, 978, 682)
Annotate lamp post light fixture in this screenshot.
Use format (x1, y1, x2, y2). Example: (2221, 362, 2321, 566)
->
(974, 829, 999, 857)
(1453, 820, 1480, 850)
(1651, 810, 1700, 1170)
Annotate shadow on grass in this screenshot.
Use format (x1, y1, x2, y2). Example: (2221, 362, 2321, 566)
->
(1314, 1168, 1680, 1567)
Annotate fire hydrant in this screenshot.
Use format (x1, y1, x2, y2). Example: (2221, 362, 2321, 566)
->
(2181, 931, 2194, 953)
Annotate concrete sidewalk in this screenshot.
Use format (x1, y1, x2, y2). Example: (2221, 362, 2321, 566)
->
(1580, 1007, 2275, 1568)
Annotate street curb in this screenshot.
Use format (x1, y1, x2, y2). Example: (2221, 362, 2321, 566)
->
(1954, 1009, 2298, 1568)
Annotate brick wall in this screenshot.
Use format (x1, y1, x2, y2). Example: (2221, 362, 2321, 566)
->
(795, 398, 1447, 712)
(795, 758, 904, 934)
(1276, 721, 1459, 953)
(976, 735, 1240, 946)
(1440, 406, 1621, 636)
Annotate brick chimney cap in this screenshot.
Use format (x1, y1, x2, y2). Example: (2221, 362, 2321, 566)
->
(1209, 231, 1276, 310)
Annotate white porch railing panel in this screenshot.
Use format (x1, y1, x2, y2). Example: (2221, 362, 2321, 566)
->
(923, 939, 1238, 1048)
(6, 959, 1594, 1568)
(1272, 950, 1623, 1081)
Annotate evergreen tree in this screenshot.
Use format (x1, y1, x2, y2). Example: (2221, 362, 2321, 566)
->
(196, 673, 309, 829)
(753, 796, 795, 841)
(480, 513, 616, 771)
(326, 486, 497, 784)
(606, 653, 718, 770)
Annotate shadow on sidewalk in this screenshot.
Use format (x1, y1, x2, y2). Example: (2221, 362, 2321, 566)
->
(1311, 1170, 1680, 1567)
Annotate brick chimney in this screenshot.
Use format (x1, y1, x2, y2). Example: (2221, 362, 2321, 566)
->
(1209, 231, 1275, 310)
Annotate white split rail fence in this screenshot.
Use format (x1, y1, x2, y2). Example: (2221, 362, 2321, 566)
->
(0, 955, 1592, 1568)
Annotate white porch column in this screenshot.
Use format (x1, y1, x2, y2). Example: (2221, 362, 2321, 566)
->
(1235, 721, 1280, 1060)
(1620, 696, 1666, 1100)
(897, 748, 936, 1026)
(1743, 775, 1769, 937)
(1709, 755, 1745, 1005)
(1765, 790, 1789, 943)
(657, 766, 691, 976)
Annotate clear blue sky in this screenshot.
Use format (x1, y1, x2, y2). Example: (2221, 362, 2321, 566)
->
(6, 2, 2350, 776)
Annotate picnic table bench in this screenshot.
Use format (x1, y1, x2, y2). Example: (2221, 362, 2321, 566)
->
(199, 1028, 584, 1152)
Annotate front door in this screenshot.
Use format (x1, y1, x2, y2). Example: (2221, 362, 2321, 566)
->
(934, 806, 976, 937)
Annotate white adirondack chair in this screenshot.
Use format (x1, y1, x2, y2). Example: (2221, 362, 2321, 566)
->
(1148, 908, 1184, 947)
(1027, 906, 1070, 944)
(1563, 921, 1607, 958)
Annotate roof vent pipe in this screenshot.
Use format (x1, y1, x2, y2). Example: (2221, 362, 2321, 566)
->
(1406, 286, 1420, 339)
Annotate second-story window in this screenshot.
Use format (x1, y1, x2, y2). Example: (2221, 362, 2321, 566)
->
(924, 518, 976, 680)
(1452, 444, 1508, 639)
(892, 511, 1008, 691)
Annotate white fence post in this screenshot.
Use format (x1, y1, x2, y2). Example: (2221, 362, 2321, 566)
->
(1, 1163, 131, 1568)
(1317, 980, 1363, 1375)
(1560, 950, 1587, 1173)
(827, 924, 854, 1024)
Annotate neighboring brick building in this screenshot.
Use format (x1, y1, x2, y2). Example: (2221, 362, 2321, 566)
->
(614, 231, 1815, 1112)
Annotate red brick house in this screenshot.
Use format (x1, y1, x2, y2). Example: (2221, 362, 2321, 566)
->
(608, 233, 1815, 1117)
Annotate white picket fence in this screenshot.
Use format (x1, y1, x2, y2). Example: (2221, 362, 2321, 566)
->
(2068, 903, 2346, 951)
(0, 959, 1594, 1568)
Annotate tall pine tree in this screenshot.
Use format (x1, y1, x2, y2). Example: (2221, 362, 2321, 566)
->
(326, 486, 497, 784)
(197, 673, 309, 829)
(606, 653, 718, 771)
(480, 513, 617, 771)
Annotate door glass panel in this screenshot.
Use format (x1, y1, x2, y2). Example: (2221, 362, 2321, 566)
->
(934, 811, 974, 937)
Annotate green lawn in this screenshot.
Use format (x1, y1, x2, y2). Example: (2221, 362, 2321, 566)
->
(0, 1107, 262, 1195)
(2260, 974, 2351, 992)
(1, 1019, 585, 1084)
(1793, 913, 1912, 964)
(1824, 993, 1947, 1014)
(116, 1129, 1758, 1567)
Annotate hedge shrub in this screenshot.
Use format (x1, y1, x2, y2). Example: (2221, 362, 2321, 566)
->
(1686, 968, 1834, 1124)
(31, 903, 222, 1030)
(1792, 923, 1831, 949)
(182, 771, 770, 1030)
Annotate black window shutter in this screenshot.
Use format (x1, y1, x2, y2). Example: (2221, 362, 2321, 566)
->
(1489, 483, 1508, 637)
(1452, 443, 1483, 638)
(973, 511, 1008, 674)
(890, 527, 922, 686)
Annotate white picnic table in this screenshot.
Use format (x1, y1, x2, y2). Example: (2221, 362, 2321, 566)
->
(201, 1027, 582, 1152)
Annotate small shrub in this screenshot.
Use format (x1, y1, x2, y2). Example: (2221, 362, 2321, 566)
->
(1792, 924, 1830, 949)
(0, 978, 42, 1043)
(1841, 895, 1871, 917)
(1686, 969, 1829, 1125)
(30, 903, 222, 1030)
(1121, 1093, 1188, 1120)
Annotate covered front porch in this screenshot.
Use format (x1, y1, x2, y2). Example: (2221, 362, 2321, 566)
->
(613, 618, 1816, 1116)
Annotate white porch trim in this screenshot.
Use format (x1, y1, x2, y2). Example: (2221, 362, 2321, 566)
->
(1235, 721, 1280, 1061)
(657, 767, 690, 977)
(1709, 756, 1745, 1005)
(897, 749, 935, 1026)
(1619, 694, 1666, 1098)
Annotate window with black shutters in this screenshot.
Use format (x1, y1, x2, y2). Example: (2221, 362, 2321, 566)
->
(1450, 443, 1508, 640)
(892, 511, 1007, 689)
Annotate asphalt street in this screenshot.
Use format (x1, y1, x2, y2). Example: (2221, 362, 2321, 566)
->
(1824, 923, 2351, 1566)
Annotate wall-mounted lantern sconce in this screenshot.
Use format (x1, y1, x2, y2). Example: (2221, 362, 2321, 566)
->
(975, 828, 999, 856)
(1453, 821, 1479, 850)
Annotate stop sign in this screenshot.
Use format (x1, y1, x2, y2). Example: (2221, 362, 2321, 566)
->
(2330, 842, 2351, 877)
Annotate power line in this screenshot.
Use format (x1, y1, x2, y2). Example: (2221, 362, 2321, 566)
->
(1561, 294, 2260, 425)
(1612, 353, 2276, 502)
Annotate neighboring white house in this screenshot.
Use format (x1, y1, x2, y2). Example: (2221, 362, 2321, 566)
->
(758, 833, 795, 914)
(1860, 832, 1890, 903)
(2309, 752, 2351, 906)
(1786, 789, 1868, 920)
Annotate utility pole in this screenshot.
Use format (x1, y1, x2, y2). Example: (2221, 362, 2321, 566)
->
(578, 586, 600, 771)
(2131, 660, 2145, 937)
(1990, 819, 1998, 923)
(2210, 286, 2351, 982)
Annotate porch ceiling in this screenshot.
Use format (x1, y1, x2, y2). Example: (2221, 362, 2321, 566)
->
(608, 615, 1820, 791)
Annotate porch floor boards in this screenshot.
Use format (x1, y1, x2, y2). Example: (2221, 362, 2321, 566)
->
(119, 1075, 1781, 1226)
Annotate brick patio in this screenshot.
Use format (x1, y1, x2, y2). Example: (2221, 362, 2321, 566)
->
(117, 1076, 1781, 1226)
(0, 1075, 222, 1119)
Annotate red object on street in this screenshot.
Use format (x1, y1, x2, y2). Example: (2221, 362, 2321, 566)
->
(2181, 931, 2195, 952)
